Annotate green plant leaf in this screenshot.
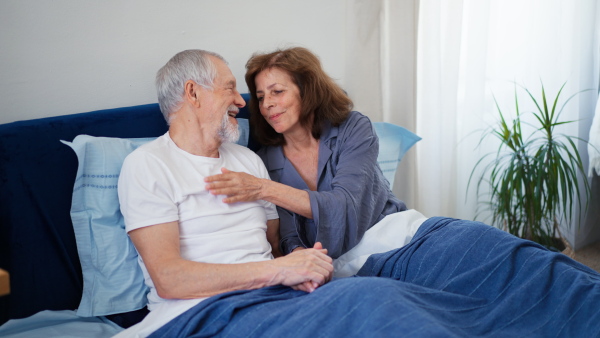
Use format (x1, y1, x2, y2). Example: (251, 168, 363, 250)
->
(468, 81, 591, 247)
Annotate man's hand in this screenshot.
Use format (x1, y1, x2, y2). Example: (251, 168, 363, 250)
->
(205, 168, 264, 203)
(271, 242, 333, 293)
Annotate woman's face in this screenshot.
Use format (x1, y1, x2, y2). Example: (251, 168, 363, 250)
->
(254, 68, 303, 136)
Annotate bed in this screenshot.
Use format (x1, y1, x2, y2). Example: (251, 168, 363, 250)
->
(1, 95, 599, 337)
(0, 94, 434, 337)
(1, 94, 600, 337)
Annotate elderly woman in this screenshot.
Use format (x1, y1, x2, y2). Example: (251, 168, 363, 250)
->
(198, 48, 600, 337)
(205, 47, 407, 258)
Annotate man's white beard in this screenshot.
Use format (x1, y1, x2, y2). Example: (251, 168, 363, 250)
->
(218, 106, 240, 143)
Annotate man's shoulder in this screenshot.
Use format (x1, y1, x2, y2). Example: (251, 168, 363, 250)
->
(123, 134, 168, 165)
(221, 142, 259, 158)
(220, 142, 270, 177)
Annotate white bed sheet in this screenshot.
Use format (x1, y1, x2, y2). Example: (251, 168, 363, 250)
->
(333, 209, 427, 278)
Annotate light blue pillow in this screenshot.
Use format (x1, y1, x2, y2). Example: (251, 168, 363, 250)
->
(373, 122, 421, 187)
(62, 119, 249, 317)
(63, 135, 152, 317)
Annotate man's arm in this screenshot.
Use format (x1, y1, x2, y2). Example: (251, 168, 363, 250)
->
(129, 221, 332, 299)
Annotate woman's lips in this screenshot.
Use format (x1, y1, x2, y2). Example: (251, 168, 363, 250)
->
(269, 112, 283, 121)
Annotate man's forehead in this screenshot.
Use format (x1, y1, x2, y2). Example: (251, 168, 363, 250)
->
(212, 57, 237, 86)
(218, 76, 237, 88)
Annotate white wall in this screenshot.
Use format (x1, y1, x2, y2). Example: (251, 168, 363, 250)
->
(0, 0, 346, 124)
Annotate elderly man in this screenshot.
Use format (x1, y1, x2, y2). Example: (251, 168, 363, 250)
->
(116, 50, 333, 337)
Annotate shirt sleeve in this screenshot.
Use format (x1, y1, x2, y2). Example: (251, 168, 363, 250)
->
(308, 113, 403, 258)
(278, 207, 305, 254)
(118, 150, 179, 232)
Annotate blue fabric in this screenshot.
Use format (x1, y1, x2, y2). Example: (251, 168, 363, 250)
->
(0, 310, 123, 338)
(63, 136, 153, 317)
(358, 217, 600, 336)
(150, 217, 600, 337)
(372, 122, 421, 187)
(259, 111, 413, 258)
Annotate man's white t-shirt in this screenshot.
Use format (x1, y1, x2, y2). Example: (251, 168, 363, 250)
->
(116, 132, 278, 337)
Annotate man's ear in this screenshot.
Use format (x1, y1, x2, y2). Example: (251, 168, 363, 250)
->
(184, 80, 202, 108)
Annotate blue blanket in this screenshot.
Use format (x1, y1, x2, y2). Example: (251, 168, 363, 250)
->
(150, 217, 600, 337)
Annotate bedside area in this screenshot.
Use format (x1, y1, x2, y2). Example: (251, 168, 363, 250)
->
(0, 269, 9, 296)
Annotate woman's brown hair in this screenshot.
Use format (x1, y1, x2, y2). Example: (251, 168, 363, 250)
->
(245, 47, 353, 146)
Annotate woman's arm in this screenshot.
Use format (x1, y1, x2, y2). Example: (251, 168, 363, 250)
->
(301, 113, 403, 258)
(205, 168, 313, 219)
(207, 112, 405, 258)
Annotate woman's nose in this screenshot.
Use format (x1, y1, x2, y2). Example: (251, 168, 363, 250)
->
(262, 96, 275, 109)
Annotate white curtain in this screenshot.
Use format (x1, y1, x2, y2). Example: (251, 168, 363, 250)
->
(346, 0, 420, 209)
(416, 0, 599, 248)
(347, 0, 599, 248)
(583, 2, 600, 249)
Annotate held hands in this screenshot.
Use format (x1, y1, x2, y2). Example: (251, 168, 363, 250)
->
(271, 242, 333, 293)
(205, 168, 263, 203)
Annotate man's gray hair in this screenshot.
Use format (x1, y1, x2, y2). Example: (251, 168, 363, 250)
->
(155, 49, 227, 123)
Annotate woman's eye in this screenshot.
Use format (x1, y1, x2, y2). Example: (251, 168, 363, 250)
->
(257, 96, 264, 102)
(274, 90, 283, 94)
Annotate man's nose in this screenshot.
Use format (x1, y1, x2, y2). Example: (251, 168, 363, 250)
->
(234, 90, 245, 108)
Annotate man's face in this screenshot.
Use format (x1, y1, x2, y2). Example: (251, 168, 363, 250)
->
(217, 105, 240, 143)
(200, 57, 245, 143)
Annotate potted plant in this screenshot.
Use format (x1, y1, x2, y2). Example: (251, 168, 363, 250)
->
(469, 83, 591, 250)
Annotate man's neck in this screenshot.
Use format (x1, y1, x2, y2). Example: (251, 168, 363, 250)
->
(168, 110, 221, 158)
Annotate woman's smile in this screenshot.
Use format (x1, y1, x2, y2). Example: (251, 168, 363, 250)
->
(269, 112, 284, 121)
(255, 67, 302, 135)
